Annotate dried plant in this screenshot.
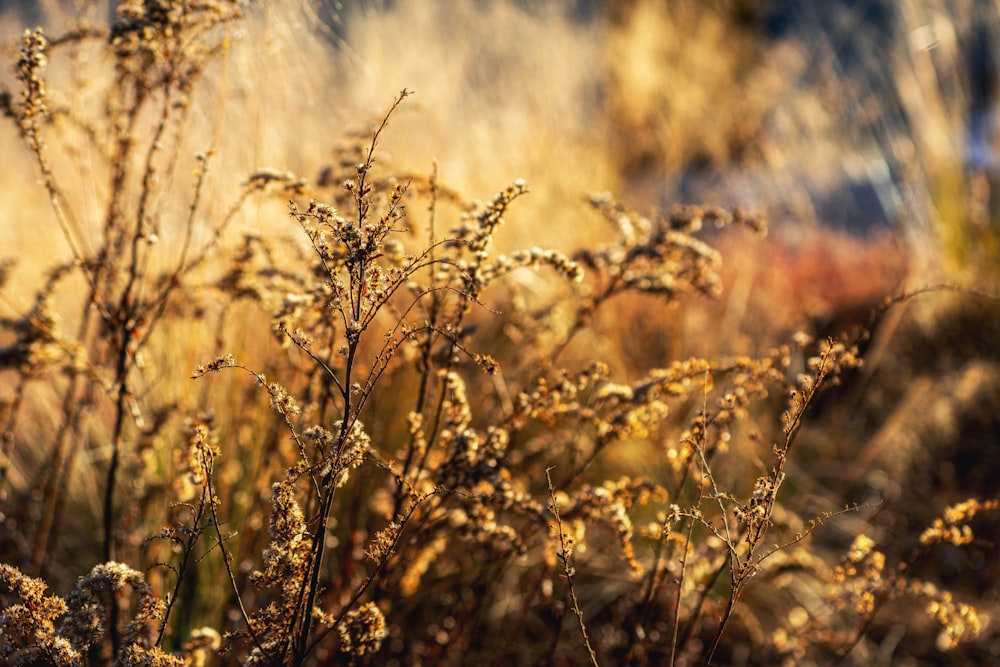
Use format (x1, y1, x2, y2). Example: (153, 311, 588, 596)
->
(1, 3, 998, 667)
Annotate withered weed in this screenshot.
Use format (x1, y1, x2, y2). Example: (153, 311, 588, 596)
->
(1, 3, 999, 666)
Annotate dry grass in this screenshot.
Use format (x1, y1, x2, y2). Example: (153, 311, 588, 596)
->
(1, 1, 998, 665)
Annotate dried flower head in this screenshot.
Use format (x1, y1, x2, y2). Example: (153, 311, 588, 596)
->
(919, 498, 999, 547)
(337, 602, 388, 657)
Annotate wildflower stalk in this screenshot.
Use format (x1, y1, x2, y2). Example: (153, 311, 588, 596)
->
(546, 467, 600, 667)
(701, 342, 840, 664)
(285, 90, 411, 666)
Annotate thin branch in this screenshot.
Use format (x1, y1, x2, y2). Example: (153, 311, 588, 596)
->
(546, 467, 600, 667)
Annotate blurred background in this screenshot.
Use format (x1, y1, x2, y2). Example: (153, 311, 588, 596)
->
(4, 0, 999, 312)
(5, 0, 1000, 264)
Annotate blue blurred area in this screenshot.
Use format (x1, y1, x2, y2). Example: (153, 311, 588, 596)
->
(659, 1, 1000, 236)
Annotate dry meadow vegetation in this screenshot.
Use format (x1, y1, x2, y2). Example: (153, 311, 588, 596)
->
(1, 1, 999, 665)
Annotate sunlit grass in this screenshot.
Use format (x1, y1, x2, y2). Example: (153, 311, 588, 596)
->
(1, 2, 998, 665)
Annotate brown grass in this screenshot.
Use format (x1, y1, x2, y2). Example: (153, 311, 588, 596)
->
(1, 2, 998, 666)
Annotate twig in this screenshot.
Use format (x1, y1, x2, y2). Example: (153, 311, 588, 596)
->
(546, 467, 600, 667)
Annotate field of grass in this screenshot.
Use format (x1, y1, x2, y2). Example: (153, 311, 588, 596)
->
(1, 1, 998, 665)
